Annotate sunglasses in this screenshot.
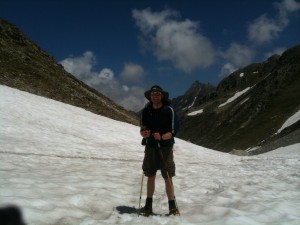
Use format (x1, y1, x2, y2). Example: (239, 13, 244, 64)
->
(151, 91, 162, 96)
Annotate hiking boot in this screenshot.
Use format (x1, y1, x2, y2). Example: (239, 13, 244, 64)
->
(168, 207, 180, 215)
(139, 206, 153, 216)
(168, 200, 179, 216)
(139, 198, 153, 216)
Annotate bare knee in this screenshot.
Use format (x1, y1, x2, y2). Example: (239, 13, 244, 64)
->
(148, 175, 156, 181)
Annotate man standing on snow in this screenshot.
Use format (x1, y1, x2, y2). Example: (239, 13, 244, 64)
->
(139, 85, 179, 216)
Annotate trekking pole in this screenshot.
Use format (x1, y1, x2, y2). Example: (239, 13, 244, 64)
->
(157, 141, 180, 216)
(138, 172, 144, 216)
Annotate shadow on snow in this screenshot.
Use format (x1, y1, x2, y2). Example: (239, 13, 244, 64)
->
(115, 206, 138, 215)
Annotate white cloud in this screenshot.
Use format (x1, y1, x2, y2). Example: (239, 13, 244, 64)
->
(276, 0, 300, 15)
(247, 14, 283, 44)
(132, 8, 215, 73)
(60, 51, 95, 79)
(218, 63, 237, 79)
(224, 43, 256, 67)
(60, 51, 146, 112)
(248, 0, 300, 44)
(118, 86, 147, 112)
(120, 63, 145, 84)
(132, 8, 179, 34)
(265, 47, 286, 58)
(219, 43, 255, 78)
(86, 68, 115, 87)
(122, 85, 130, 92)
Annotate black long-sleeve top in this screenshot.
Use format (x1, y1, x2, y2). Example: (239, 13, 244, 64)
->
(140, 103, 176, 147)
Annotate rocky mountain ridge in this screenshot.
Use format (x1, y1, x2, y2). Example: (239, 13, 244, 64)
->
(0, 18, 138, 125)
(174, 45, 300, 153)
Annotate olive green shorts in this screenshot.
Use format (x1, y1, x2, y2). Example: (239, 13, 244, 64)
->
(142, 145, 175, 179)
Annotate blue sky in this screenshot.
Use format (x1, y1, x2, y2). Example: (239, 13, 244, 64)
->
(1, 0, 300, 111)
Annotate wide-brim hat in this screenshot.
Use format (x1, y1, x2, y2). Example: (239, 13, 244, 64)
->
(144, 85, 169, 101)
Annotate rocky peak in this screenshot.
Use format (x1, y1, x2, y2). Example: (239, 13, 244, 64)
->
(176, 45, 300, 153)
(0, 18, 138, 125)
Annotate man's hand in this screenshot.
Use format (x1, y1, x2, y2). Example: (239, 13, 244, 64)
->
(161, 132, 172, 140)
(153, 132, 173, 140)
(153, 132, 161, 141)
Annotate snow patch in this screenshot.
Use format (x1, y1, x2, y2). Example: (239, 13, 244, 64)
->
(219, 87, 251, 108)
(276, 109, 300, 134)
(187, 109, 203, 116)
(182, 97, 197, 111)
